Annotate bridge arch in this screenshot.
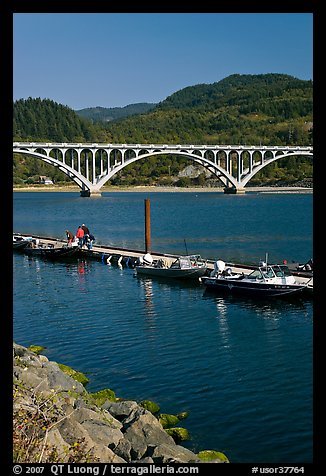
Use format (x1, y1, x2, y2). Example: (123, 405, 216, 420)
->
(95, 150, 237, 190)
(239, 150, 313, 187)
(13, 148, 92, 192)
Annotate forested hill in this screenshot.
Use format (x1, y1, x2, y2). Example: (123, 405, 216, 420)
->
(76, 103, 156, 123)
(103, 73, 313, 144)
(157, 73, 312, 114)
(13, 73, 313, 187)
(13, 98, 107, 142)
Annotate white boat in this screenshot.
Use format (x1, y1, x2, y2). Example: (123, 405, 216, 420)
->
(135, 253, 208, 280)
(200, 257, 310, 297)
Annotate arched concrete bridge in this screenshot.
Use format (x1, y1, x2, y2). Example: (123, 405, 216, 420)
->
(13, 142, 313, 196)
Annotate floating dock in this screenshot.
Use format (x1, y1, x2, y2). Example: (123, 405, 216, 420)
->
(13, 232, 313, 293)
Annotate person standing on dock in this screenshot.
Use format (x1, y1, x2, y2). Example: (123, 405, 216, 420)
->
(81, 224, 90, 235)
(76, 226, 84, 248)
(65, 229, 74, 245)
(85, 233, 95, 250)
(81, 223, 90, 247)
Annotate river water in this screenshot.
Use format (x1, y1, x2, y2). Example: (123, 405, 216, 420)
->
(13, 191, 313, 463)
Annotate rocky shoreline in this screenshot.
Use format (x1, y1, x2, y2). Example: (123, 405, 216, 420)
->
(13, 343, 229, 464)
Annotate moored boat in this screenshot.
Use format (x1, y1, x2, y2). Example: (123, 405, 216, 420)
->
(287, 258, 313, 273)
(200, 258, 310, 297)
(24, 241, 79, 260)
(135, 253, 208, 280)
(13, 234, 33, 251)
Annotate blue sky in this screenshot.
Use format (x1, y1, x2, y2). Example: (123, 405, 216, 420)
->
(13, 13, 313, 110)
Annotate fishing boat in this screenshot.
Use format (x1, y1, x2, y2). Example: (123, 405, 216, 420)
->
(13, 235, 33, 251)
(24, 241, 79, 260)
(135, 253, 208, 280)
(287, 258, 313, 273)
(200, 256, 310, 297)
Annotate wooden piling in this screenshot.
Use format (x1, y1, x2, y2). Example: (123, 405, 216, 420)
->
(145, 198, 151, 253)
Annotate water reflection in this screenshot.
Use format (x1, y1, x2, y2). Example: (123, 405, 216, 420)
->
(138, 277, 156, 318)
(208, 295, 285, 354)
(202, 288, 310, 321)
(63, 258, 91, 273)
(77, 260, 87, 275)
(20, 255, 43, 287)
(214, 296, 228, 318)
(63, 259, 93, 292)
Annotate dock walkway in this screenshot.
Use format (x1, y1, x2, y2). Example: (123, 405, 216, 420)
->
(13, 233, 313, 292)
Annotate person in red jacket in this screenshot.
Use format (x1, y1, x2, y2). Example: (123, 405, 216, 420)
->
(76, 226, 84, 248)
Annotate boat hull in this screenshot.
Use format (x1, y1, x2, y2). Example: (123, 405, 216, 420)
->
(135, 265, 207, 280)
(24, 246, 79, 260)
(201, 276, 307, 297)
(13, 240, 30, 251)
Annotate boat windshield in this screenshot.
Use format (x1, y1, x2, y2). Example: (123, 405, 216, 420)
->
(179, 257, 192, 269)
(247, 269, 265, 279)
(271, 265, 292, 277)
(247, 265, 292, 279)
(171, 255, 204, 269)
(170, 257, 191, 269)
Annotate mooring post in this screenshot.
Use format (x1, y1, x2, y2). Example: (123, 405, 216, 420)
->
(144, 198, 151, 253)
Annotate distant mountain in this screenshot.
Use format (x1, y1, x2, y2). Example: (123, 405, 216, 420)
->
(76, 103, 156, 123)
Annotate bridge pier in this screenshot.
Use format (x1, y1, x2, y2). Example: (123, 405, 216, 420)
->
(80, 190, 102, 197)
(224, 187, 246, 194)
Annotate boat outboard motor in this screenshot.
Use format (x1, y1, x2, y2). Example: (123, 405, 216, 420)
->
(137, 256, 144, 265)
(304, 259, 313, 271)
(143, 253, 154, 265)
(210, 259, 225, 277)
